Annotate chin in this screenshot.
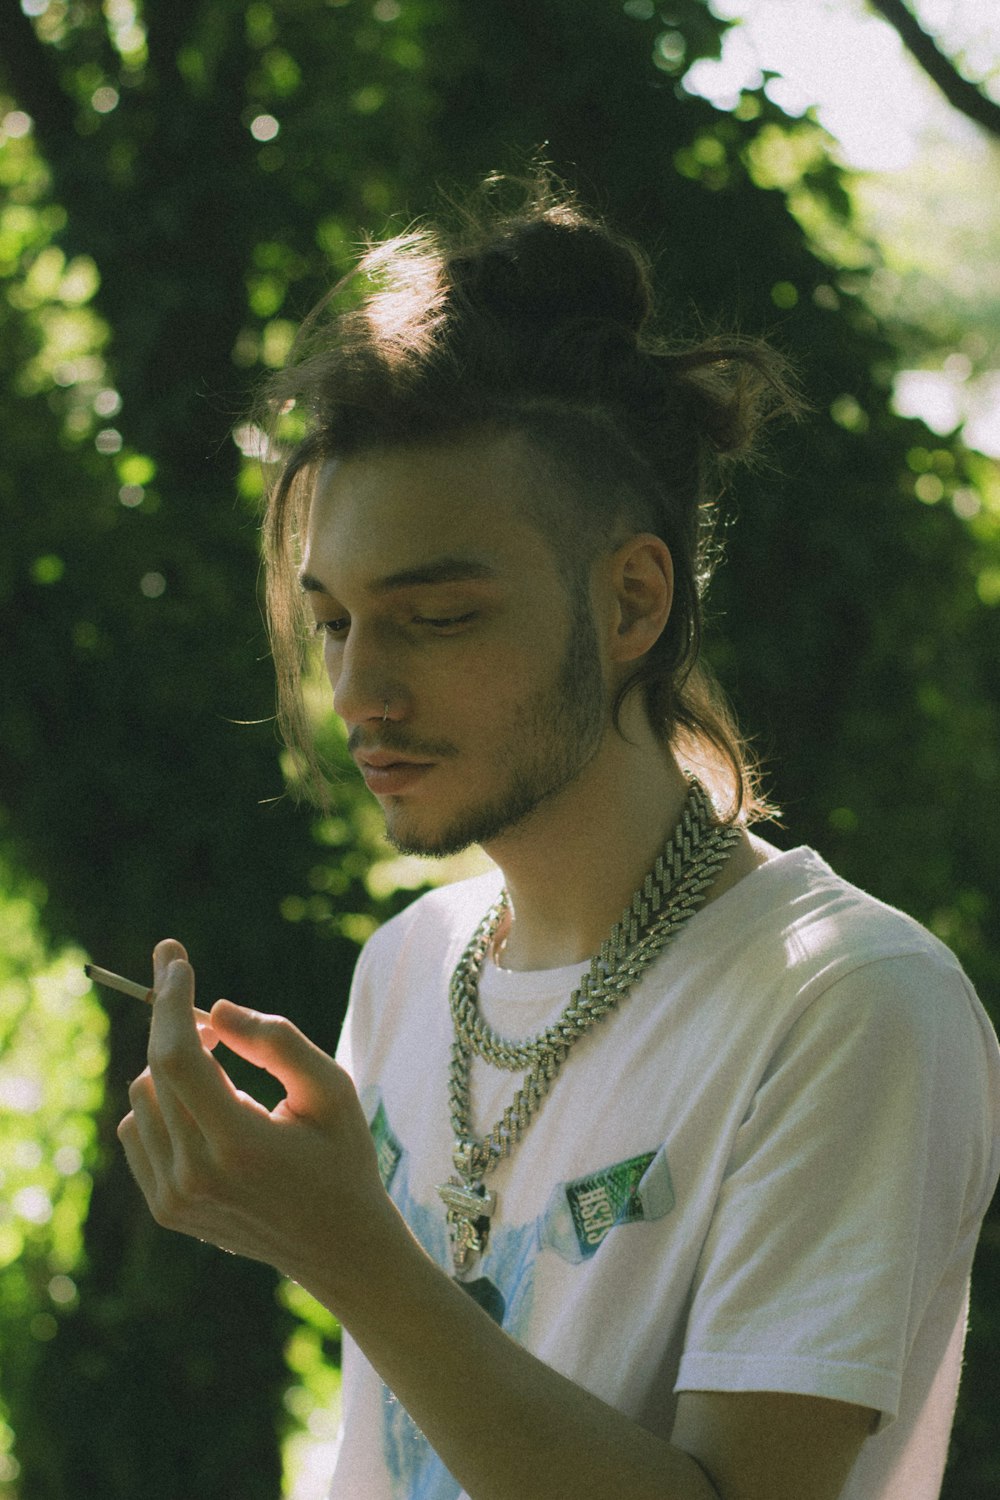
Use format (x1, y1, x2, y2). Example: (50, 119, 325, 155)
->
(382, 782, 564, 859)
(382, 796, 502, 859)
(384, 825, 479, 859)
(380, 806, 464, 859)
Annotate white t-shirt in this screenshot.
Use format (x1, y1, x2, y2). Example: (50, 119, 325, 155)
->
(330, 848, 1000, 1500)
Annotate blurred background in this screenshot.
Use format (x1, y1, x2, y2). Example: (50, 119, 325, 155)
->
(1, 0, 998, 1495)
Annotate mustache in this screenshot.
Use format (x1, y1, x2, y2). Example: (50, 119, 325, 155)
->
(347, 726, 460, 760)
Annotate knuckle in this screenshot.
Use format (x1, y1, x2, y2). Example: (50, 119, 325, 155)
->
(211, 1131, 249, 1173)
(149, 1039, 188, 1079)
(151, 1193, 190, 1233)
(128, 1071, 151, 1106)
(152, 1163, 213, 1227)
(330, 1060, 355, 1100)
(172, 1156, 213, 1201)
(257, 1011, 292, 1039)
(149, 1195, 176, 1229)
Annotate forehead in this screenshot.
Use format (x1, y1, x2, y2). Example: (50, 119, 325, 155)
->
(302, 433, 563, 592)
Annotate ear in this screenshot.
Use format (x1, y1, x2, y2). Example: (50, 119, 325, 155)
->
(607, 533, 673, 666)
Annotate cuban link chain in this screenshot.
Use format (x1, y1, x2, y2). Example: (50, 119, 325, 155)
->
(437, 777, 741, 1274)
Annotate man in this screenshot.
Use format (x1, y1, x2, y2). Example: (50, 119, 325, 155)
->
(118, 183, 1000, 1500)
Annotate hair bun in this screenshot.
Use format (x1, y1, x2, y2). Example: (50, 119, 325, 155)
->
(448, 213, 653, 337)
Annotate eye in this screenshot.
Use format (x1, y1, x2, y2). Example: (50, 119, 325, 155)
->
(315, 617, 349, 638)
(412, 612, 477, 631)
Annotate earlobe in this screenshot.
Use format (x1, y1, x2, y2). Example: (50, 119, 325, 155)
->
(611, 533, 673, 664)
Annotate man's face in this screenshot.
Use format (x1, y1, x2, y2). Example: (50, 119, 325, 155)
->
(300, 434, 612, 857)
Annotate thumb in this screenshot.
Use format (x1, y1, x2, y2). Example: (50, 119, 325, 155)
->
(209, 1000, 340, 1118)
(153, 938, 190, 991)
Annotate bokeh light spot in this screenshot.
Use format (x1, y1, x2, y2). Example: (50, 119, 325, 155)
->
(914, 473, 945, 505)
(770, 281, 799, 309)
(54, 1145, 84, 1175)
(13, 1186, 53, 1225)
(29, 1313, 58, 1341)
(94, 388, 122, 417)
(48, 1274, 77, 1305)
(250, 114, 280, 142)
(31, 555, 65, 586)
(2, 110, 33, 139)
(91, 87, 120, 114)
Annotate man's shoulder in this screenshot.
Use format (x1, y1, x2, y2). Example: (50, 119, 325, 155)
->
(738, 846, 970, 1009)
(765, 847, 953, 957)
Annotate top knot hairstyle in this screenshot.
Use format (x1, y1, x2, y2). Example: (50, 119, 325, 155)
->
(261, 174, 804, 821)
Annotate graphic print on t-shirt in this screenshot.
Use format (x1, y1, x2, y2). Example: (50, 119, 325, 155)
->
(362, 1089, 675, 1500)
(370, 1097, 403, 1190)
(547, 1150, 675, 1261)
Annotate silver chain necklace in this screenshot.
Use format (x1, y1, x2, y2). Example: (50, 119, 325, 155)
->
(436, 777, 741, 1275)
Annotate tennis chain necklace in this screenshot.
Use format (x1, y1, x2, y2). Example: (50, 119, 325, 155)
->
(437, 776, 741, 1275)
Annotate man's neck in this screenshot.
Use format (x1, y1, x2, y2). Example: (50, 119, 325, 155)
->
(480, 724, 697, 972)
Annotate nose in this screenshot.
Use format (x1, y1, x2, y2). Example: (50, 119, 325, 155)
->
(326, 623, 405, 728)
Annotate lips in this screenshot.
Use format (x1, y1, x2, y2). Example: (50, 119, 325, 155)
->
(355, 751, 435, 795)
(357, 751, 429, 769)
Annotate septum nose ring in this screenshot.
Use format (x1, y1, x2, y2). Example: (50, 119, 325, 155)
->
(383, 700, 389, 722)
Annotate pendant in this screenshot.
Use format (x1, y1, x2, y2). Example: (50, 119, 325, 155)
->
(437, 1176, 497, 1274)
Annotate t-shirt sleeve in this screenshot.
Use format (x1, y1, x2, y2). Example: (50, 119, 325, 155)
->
(676, 948, 999, 1422)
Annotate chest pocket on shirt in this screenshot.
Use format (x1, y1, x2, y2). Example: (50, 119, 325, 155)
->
(542, 1147, 675, 1263)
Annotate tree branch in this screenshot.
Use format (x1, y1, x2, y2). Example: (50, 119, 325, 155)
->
(868, 0, 1000, 139)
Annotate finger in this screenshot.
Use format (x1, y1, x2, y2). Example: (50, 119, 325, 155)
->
(195, 1015, 221, 1050)
(209, 1001, 344, 1121)
(153, 937, 216, 1040)
(153, 937, 188, 982)
(148, 954, 237, 1137)
(118, 1105, 158, 1201)
(118, 1099, 198, 1234)
(127, 1064, 225, 1228)
(127, 1068, 174, 1171)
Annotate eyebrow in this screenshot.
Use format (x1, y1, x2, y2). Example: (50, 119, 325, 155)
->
(299, 558, 500, 596)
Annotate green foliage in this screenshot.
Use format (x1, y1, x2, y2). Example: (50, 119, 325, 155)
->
(0, 0, 997, 1495)
(0, 861, 106, 1499)
(277, 1281, 342, 1499)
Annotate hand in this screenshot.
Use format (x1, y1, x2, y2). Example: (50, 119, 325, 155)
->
(117, 939, 392, 1294)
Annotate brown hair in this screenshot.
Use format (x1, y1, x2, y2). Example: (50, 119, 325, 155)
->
(260, 175, 804, 821)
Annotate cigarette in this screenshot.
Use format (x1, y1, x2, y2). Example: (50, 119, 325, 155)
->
(84, 964, 153, 1004)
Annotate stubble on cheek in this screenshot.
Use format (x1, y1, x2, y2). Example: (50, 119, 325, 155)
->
(380, 602, 608, 858)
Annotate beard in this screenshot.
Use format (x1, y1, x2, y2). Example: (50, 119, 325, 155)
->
(383, 584, 608, 858)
